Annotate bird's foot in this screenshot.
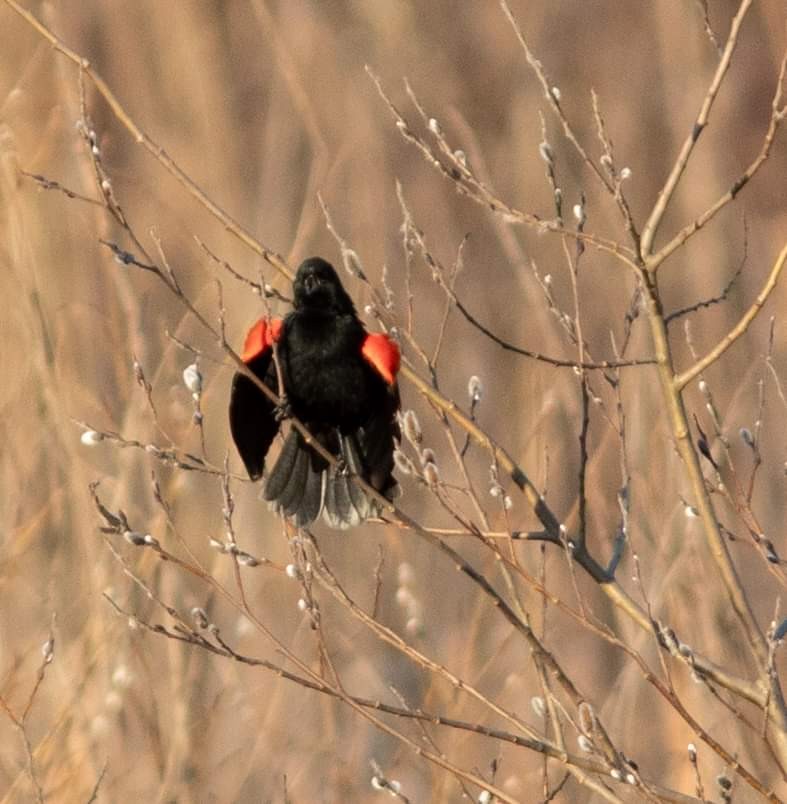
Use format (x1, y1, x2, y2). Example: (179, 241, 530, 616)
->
(274, 395, 292, 422)
(335, 456, 350, 475)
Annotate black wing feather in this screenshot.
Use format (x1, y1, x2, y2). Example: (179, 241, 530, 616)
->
(357, 383, 401, 499)
(297, 458, 325, 527)
(229, 353, 279, 481)
(263, 427, 301, 502)
(278, 441, 310, 516)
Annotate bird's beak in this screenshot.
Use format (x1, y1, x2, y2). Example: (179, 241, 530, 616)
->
(304, 273, 318, 293)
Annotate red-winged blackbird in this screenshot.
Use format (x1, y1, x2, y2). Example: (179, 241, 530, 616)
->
(229, 257, 401, 528)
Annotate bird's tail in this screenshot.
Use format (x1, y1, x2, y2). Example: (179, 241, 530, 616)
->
(263, 428, 326, 528)
(263, 428, 393, 529)
(321, 433, 379, 529)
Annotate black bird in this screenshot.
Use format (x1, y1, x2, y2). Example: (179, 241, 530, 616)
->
(229, 257, 401, 528)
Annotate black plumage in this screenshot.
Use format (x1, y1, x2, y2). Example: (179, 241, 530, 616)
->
(229, 257, 400, 529)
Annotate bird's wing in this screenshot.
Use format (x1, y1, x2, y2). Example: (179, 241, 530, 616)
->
(229, 317, 283, 481)
(357, 380, 401, 497)
(361, 332, 400, 386)
(358, 331, 401, 493)
(241, 316, 284, 362)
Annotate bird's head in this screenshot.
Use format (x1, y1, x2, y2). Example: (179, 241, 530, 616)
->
(293, 257, 355, 315)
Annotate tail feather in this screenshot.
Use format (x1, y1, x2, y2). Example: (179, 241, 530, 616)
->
(263, 429, 301, 503)
(322, 468, 340, 528)
(296, 457, 325, 527)
(264, 428, 328, 527)
(323, 435, 377, 529)
(263, 424, 396, 529)
(323, 468, 360, 529)
(342, 434, 378, 520)
(333, 473, 358, 527)
(276, 444, 309, 516)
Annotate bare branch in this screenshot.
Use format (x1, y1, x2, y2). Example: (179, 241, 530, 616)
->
(676, 243, 787, 390)
(640, 0, 755, 259)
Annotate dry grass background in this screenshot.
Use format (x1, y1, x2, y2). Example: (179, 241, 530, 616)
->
(1, 1, 787, 802)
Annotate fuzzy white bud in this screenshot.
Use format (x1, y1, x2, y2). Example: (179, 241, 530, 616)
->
(538, 141, 553, 164)
(402, 410, 422, 445)
(423, 461, 440, 487)
(41, 638, 54, 663)
(393, 449, 414, 476)
(285, 564, 299, 579)
(397, 562, 415, 586)
(578, 735, 593, 752)
(405, 616, 423, 634)
(191, 607, 209, 629)
(468, 375, 483, 403)
(428, 117, 441, 136)
(420, 447, 436, 466)
(81, 429, 104, 446)
(112, 665, 133, 688)
(342, 249, 364, 279)
(123, 531, 147, 546)
(619, 166, 632, 180)
(530, 696, 546, 717)
(395, 587, 413, 606)
(182, 363, 202, 394)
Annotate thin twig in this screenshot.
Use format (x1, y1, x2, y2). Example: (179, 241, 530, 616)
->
(675, 243, 787, 390)
(639, 0, 754, 259)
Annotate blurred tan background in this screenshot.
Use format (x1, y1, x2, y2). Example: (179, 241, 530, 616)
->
(1, 1, 786, 801)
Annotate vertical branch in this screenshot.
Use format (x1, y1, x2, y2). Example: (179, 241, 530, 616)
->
(640, 0, 754, 259)
(637, 262, 787, 771)
(0, 617, 56, 804)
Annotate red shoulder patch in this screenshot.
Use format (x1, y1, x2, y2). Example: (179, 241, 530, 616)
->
(361, 332, 400, 386)
(241, 317, 283, 363)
